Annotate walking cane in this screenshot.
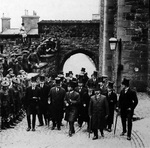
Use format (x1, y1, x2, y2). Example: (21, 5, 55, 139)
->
(89, 116, 92, 138)
(114, 112, 119, 136)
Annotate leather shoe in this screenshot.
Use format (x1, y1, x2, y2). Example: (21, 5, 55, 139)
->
(127, 136, 131, 140)
(57, 127, 61, 130)
(92, 136, 98, 140)
(101, 134, 104, 138)
(69, 131, 72, 137)
(120, 132, 126, 136)
(38, 124, 43, 127)
(32, 128, 35, 131)
(26, 127, 31, 131)
(51, 126, 55, 130)
(107, 129, 112, 132)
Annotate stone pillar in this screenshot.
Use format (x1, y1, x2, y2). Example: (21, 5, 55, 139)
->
(99, 0, 116, 79)
(1, 17, 11, 32)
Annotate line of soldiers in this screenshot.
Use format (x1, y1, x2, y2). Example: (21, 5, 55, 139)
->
(0, 66, 138, 141)
(0, 71, 27, 130)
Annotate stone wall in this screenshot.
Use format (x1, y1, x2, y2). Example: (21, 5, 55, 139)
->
(114, 0, 149, 91)
(38, 21, 100, 74)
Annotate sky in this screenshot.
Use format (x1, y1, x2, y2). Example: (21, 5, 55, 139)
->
(0, 0, 99, 31)
(63, 53, 96, 77)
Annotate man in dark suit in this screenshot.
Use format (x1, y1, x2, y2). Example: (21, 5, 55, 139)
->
(75, 76, 89, 128)
(64, 81, 80, 137)
(89, 86, 109, 140)
(48, 77, 66, 130)
(38, 75, 49, 126)
(118, 78, 138, 140)
(24, 76, 40, 131)
(106, 81, 117, 132)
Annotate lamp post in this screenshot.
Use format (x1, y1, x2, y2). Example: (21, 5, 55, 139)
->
(109, 37, 123, 93)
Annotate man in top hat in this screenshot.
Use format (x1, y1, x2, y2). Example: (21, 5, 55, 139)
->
(48, 77, 66, 130)
(86, 71, 98, 89)
(105, 81, 117, 132)
(75, 75, 89, 128)
(89, 85, 109, 140)
(64, 80, 80, 137)
(80, 67, 89, 86)
(38, 75, 50, 126)
(98, 76, 107, 96)
(68, 71, 76, 81)
(24, 76, 41, 131)
(118, 78, 138, 140)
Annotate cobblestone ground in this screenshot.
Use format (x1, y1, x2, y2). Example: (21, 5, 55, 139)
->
(0, 93, 150, 148)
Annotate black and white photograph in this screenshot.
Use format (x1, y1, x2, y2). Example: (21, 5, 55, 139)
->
(0, 0, 150, 147)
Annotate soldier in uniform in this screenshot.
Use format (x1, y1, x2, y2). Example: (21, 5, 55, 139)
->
(9, 77, 21, 124)
(105, 81, 117, 132)
(89, 86, 109, 140)
(118, 78, 138, 140)
(48, 77, 66, 130)
(24, 76, 40, 131)
(0, 80, 11, 129)
(64, 81, 80, 137)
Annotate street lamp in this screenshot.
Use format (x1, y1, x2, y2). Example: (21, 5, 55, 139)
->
(109, 37, 118, 51)
(109, 37, 123, 93)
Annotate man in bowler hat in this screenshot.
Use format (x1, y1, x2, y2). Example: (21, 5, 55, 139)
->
(118, 78, 138, 140)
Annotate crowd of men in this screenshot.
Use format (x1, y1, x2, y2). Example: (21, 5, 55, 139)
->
(0, 64, 138, 140)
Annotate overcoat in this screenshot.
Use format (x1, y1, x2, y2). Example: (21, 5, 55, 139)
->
(24, 86, 40, 115)
(64, 91, 80, 122)
(119, 88, 138, 116)
(75, 86, 89, 122)
(89, 94, 109, 130)
(48, 86, 66, 121)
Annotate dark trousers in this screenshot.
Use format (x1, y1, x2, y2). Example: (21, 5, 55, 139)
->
(93, 129, 103, 137)
(69, 122, 75, 133)
(27, 114, 36, 129)
(121, 110, 133, 137)
(52, 119, 61, 128)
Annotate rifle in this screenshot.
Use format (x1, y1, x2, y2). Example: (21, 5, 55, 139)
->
(114, 111, 119, 136)
(89, 116, 92, 138)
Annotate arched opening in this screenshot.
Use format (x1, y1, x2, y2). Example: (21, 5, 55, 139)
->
(63, 53, 96, 77)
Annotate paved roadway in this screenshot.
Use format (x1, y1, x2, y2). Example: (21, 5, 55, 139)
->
(1, 93, 150, 148)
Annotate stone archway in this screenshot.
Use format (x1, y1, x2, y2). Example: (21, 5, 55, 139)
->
(59, 49, 99, 73)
